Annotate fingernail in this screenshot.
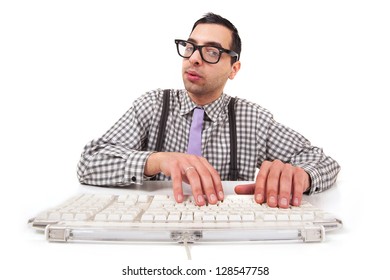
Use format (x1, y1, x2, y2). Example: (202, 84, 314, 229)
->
(293, 197, 299, 205)
(280, 197, 288, 207)
(218, 191, 224, 200)
(210, 194, 217, 203)
(197, 195, 204, 204)
(255, 194, 263, 203)
(269, 196, 276, 205)
(177, 194, 183, 202)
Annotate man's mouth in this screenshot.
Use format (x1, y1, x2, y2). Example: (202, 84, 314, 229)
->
(185, 70, 202, 82)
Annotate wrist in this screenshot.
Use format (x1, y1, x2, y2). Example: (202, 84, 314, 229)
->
(303, 171, 311, 193)
(144, 152, 162, 176)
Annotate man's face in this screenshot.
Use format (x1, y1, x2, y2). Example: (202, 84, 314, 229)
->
(182, 23, 240, 103)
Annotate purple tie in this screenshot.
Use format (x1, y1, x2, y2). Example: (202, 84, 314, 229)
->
(187, 108, 204, 156)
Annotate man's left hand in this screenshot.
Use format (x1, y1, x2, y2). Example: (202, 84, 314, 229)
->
(234, 160, 310, 208)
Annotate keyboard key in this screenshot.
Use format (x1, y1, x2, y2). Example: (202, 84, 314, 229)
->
(167, 212, 181, 222)
(154, 213, 168, 222)
(276, 214, 289, 221)
(180, 211, 194, 222)
(242, 212, 255, 221)
(302, 212, 315, 220)
(289, 212, 302, 221)
(153, 195, 169, 200)
(94, 213, 107, 221)
(117, 195, 128, 202)
(228, 213, 241, 222)
(202, 214, 215, 222)
(216, 212, 229, 221)
(140, 213, 154, 222)
(263, 213, 276, 221)
(107, 214, 121, 221)
(137, 195, 150, 203)
(61, 213, 74, 220)
(48, 212, 61, 220)
(120, 214, 136, 221)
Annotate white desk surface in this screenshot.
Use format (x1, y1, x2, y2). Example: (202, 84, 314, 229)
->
(7, 180, 386, 280)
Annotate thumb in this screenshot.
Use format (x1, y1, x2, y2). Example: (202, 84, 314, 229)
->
(234, 183, 256, 194)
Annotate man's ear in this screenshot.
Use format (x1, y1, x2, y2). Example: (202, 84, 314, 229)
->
(228, 60, 241, 80)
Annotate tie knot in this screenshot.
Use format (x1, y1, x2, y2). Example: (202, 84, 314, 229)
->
(193, 107, 204, 119)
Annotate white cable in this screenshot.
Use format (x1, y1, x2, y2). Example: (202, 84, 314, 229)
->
(183, 239, 192, 260)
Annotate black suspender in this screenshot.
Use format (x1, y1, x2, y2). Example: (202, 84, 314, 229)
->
(155, 90, 238, 181)
(155, 89, 171, 152)
(228, 97, 238, 181)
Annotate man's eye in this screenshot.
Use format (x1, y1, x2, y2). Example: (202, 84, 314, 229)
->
(206, 48, 219, 57)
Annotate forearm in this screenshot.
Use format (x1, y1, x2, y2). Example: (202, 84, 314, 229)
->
(77, 140, 154, 186)
(77, 92, 159, 186)
(265, 119, 340, 194)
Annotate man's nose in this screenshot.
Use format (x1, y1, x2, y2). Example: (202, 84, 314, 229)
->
(188, 49, 203, 65)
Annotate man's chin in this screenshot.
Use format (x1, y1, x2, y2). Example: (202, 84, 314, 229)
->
(183, 82, 204, 95)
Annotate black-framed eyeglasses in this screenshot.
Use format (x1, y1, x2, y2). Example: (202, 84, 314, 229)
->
(175, 39, 239, 64)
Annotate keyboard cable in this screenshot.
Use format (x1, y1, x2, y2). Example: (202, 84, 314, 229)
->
(183, 238, 192, 260)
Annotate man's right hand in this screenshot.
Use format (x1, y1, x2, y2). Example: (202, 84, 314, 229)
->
(144, 152, 224, 206)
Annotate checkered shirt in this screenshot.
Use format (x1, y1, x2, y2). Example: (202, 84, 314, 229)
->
(77, 89, 340, 195)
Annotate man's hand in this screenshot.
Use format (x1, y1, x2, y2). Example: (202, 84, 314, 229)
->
(145, 152, 224, 206)
(234, 160, 310, 208)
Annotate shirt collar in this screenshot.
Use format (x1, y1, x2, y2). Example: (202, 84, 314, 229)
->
(179, 90, 231, 122)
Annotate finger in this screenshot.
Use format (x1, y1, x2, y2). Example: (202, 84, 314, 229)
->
(190, 157, 217, 204)
(234, 183, 255, 194)
(254, 161, 272, 203)
(193, 165, 217, 205)
(291, 167, 308, 206)
(170, 162, 184, 203)
(266, 160, 284, 207)
(278, 164, 293, 208)
(199, 157, 223, 202)
(183, 164, 206, 206)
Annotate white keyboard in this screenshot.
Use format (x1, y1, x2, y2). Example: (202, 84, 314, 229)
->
(29, 193, 342, 243)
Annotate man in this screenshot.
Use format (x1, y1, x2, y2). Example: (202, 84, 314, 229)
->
(77, 13, 340, 208)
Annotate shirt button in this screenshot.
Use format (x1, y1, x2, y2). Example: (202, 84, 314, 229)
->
(131, 176, 136, 182)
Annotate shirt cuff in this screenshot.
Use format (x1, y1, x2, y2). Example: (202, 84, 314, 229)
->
(124, 151, 155, 185)
(296, 164, 322, 195)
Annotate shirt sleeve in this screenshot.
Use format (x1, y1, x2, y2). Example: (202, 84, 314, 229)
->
(77, 92, 158, 186)
(263, 117, 340, 195)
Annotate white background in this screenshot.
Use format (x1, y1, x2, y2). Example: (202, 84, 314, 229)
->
(1, 0, 389, 279)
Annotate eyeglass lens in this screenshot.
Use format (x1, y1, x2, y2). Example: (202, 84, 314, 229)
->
(177, 41, 221, 63)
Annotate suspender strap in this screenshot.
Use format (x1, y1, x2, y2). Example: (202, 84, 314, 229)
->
(155, 89, 170, 152)
(228, 97, 238, 181)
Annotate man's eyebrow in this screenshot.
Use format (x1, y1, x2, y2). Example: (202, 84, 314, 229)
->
(187, 38, 223, 48)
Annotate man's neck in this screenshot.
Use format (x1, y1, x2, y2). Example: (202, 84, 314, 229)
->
(187, 91, 222, 106)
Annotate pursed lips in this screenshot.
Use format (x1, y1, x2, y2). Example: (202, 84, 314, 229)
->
(185, 70, 202, 82)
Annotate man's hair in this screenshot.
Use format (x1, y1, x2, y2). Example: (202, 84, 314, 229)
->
(191, 13, 241, 64)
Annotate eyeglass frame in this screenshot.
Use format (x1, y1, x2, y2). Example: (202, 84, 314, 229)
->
(174, 39, 240, 64)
